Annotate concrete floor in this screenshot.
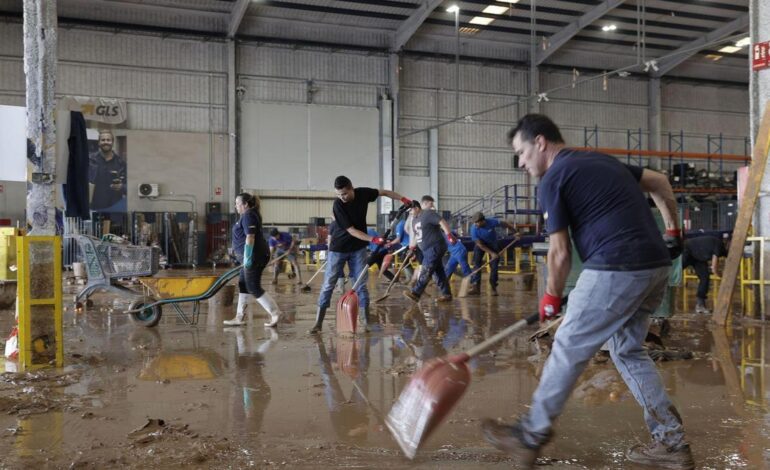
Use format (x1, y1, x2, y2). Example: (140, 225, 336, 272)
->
(0, 269, 767, 469)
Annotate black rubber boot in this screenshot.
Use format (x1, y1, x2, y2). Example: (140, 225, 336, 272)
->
(363, 305, 379, 332)
(308, 306, 327, 334)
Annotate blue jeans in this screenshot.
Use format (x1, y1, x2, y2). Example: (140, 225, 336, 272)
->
(520, 266, 686, 448)
(445, 251, 472, 282)
(317, 248, 369, 309)
(412, 245, 451, 297)
(471, 243, 499, 287)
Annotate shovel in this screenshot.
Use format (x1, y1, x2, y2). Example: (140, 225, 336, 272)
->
(300, 259, 328, 293)
(336, 264, 370, 335)
(457, 235, 520, 298)
(385, 310, 541, 459)
(374, 251, 414, 303)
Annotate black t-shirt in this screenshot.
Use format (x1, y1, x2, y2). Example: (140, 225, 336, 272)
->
(538, 148, 670, 271)
(330, 187, 379, 252)
(238, 208, 270, 263)
(685, 236, 725, 262)
(327, 220, 344, 245)
(88, 152, 126, 210)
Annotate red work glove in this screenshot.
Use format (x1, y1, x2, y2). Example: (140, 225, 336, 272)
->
(663, 228, 683, 260)
(371, 236, 386, 246)
(447, 233, 458, 245)
(539, 293, 562, 323)
(400, 197, 412, 206)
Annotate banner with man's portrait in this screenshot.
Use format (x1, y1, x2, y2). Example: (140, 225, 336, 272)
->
(58, 96, 128, 221)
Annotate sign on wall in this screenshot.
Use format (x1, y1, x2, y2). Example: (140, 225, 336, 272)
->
(752, 41, 770, 71)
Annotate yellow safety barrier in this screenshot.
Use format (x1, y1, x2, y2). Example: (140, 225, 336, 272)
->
(740, 327, 766, 409)
(739, 237, 770, 320)
(16, 235, 63, 369)
(681, 266, 721, 312)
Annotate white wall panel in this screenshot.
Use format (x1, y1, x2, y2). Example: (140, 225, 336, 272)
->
(240, 102, 379, 191)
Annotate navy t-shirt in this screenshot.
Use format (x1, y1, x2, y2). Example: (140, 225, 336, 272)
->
(238, 208, 270, 262)
(232, 218, 245, 262)
(331, 187, 379, 252)
(538, 149, 670, 271)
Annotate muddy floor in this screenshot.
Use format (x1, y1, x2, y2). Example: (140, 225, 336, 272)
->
(0, 269, 768, 469)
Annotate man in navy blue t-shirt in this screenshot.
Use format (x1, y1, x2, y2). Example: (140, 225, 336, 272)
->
(481, 114, 693, 470)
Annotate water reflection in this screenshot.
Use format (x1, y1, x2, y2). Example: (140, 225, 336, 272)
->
(228, 327, 277, 434)
(314, 335, 374, 445)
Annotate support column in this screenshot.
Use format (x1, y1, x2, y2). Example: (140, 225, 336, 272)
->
(527, 66, 540, 115)
(428, 128, 438, 203)
(380, 96, 394, 215)
(227, 40, 237, 210)
(648, 77, 662, 170)
(749, 0, 770, 307)
(23, 0, 56, 235)
(389, 53, 401, 196)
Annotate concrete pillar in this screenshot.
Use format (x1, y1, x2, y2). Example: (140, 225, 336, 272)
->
(23, 0, 56, 235)
(749, 0, 770, 306)
(648, 77, 662, 170)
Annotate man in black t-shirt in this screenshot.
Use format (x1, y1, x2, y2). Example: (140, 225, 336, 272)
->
(682, 235, 727, 314)
(89, 130, 127, 212)
(309, 175, 412, 334)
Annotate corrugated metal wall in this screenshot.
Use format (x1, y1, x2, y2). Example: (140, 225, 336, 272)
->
(236, 43, 389, 224)
(399, 57, 749, 215)
(0, 21, 750, 226)
(0, 23, 227, 132)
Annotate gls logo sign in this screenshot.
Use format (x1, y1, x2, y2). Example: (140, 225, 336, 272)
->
(81, 104, 120, 116)
(78, 100, 127, 124)
(96, 105, 120, 117)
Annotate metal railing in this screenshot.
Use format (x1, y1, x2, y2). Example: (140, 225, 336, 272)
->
(450, 184, 540, 234)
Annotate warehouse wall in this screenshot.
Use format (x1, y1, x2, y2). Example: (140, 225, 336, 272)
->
(0, 181, 25, 226)
(0, 21, 750, 228)
(236, 43, 389, 225)
(0, 24, 230, 222)
(398, 56, 749, 215)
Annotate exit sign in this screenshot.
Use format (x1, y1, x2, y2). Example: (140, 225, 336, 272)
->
(753, 41, 770, 71)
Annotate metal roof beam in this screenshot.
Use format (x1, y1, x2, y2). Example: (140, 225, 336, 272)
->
(535, 0, 624, 65)
(228, 0, 250, 38)
(651, 13, 749, 77)
(392, 0, 443, 52)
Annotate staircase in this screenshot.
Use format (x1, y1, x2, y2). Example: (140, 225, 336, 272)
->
(450, 184, 541, 234)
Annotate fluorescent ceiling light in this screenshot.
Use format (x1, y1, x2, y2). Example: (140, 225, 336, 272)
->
(496, 0, 520, 3)
(601, 24, 617, 32)
(483, 5, 509, 15)
(705, 54, 723, 61)
(735, 37, 750, 47)
(470, 16, 495, 25)
(459, 27, 481, 35)
(446, 5, 459, 13)
(718, 45, 741, 54)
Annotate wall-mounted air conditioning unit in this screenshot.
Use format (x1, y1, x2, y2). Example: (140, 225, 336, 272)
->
(138, 183, 159, 198)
